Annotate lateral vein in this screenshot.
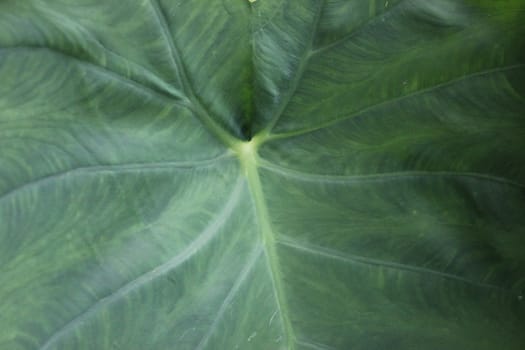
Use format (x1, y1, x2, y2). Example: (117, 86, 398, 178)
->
(277, 237, 508, 291)
(195, 245, 263, 350)
(38, 176, 245, 350)
(257, 159, 525, 189)
(269, 64, 525, 139)
(149, 0, 238, 147)
(0, 153, 233, 204)
(0, 46, 185, 103)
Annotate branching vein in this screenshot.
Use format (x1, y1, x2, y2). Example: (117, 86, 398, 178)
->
(38, 176, 245, 350)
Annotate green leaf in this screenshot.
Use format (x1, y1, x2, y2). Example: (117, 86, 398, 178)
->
(1, 0, 524, 349)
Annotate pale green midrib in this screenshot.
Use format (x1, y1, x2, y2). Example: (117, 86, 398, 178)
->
(267, 63, 525, 140)
(277, 236, 509, 292)
(37, 176, 245, 350)
(0, 153, 233, 204)
(239, 146, 296, 349)
(257, 159, 525, 189)
(149, 0, 238, 149)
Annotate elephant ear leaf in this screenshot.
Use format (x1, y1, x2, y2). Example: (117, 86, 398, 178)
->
(1, 0, 525, 349)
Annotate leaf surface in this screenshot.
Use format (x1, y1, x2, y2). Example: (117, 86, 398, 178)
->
(1, 1, 525, 349)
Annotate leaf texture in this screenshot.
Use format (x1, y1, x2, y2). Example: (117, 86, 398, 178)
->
(1, 0, 524, 349)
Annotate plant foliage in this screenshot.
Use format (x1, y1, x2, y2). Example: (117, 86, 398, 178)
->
(1, 0, 525, 349)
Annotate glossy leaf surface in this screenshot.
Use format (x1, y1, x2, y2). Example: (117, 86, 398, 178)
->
(1, 1, 525, 349)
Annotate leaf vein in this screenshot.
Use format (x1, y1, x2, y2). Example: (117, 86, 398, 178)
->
(258, 160, 525, 189)
(270, 63, 525, 138)
(38, 176, 245, 350)
(296, 338, 337, 350)
(195, 245, 262, 350)
(277, 237, 508, 291)
(310, 0, 408, 56)
(244, 156, 297, 348)
(0, 46, 185, 103)
(263, 0, 325, 133)
(0, 153, 233, 204)
(148, 0, 238, 147)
